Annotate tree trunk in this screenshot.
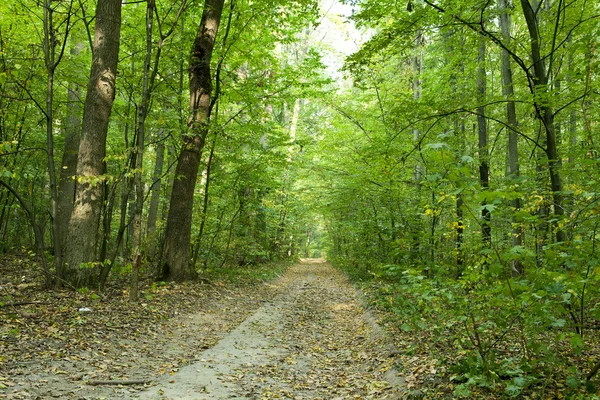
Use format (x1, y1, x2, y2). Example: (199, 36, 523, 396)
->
(477, 36, 491, 253)
(130, 0, 156, 301)
(499, 0, 523, 274)
(43, 0, 72, 286)
(64, 0, 122, 287)
(455, 117, 465, 275)
(161, 0, 225, 281)
(520, 0, 566, 243)
(147, 134, 165, 239)
(412, 31, 424, 261)
(191, 131, 217, 268)
(57, 43, 83, 283)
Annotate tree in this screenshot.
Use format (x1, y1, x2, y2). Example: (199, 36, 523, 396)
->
(519, 0, 566, 244)
(57, 42, 84, 283)
(161, 0, 225, 281)
(499, 0, 523, 274)
(64, 0, 122, 287)
(476, 36, 491, 253)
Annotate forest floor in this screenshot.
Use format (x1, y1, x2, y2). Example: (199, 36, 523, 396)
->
(1, 258, 405, 399)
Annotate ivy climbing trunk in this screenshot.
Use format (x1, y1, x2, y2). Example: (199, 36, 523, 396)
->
(64, 0, 122, 287)
(161, 0, 225, 281)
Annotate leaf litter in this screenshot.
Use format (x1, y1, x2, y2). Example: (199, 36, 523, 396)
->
(1, 257, 405, 399)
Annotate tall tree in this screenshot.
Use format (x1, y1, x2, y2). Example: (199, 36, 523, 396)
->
(520, 0, 566, 243)
(161, 0, 225, 281)
(64, 0, 122, 286)
(57, 42, 83, 283)
(42, 0, 74, 285)
(476, 36, 491, 252)
(147, 132, 165, 239)
(499, 0, 523, 274)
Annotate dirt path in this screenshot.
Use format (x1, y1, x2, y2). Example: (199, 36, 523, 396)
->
(4, 260, 403, 399)
(133, 260, 403, 399)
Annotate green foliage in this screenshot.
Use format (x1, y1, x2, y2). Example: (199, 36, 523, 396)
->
(201, 260, 290, 285)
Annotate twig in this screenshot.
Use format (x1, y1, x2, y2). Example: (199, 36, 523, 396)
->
(587, 360, 600, 381)
(86, 379, 150, 386)
(0, 301, 47, 307)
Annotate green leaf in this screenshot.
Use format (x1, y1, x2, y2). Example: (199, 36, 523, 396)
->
(570, 334, 584, 355)
(505, 384, 521, 398)
(453, 383, 472, 398)
(566, 375, 579, 389)
(551, 318, 566, 327)
(424, 142, 448, 150)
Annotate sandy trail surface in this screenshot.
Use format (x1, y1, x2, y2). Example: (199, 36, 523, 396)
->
(133, 259, 402, 399)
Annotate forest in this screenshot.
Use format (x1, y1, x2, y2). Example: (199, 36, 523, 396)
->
(0, 0, 599, 398)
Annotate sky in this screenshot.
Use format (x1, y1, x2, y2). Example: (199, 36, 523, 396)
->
(313, 0, 365, 82)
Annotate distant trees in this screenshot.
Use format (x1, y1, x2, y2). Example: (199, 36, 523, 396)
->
(326, 0, 598, 276)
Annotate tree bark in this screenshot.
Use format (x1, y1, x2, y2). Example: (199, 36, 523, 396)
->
(161, 0, 225, 281)
(64, 0, 122, 287)
(412, 31, 424, 261)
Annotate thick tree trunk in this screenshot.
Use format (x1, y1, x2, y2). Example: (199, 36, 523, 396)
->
(499, 0, 523, 274)
(161, 0, 224, 281)
(64, 0, 122, 287)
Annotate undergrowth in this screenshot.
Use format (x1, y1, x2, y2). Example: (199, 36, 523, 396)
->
(333, 256, 600, 399)
(199, 259, 291, 285)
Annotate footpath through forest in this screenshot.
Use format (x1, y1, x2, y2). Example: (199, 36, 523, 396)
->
(133, 259, 402, 399)
(3, 260, 404, 399)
